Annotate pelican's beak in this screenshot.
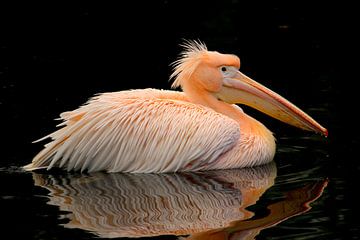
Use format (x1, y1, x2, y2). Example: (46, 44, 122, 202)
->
(217, 71, 328, 136)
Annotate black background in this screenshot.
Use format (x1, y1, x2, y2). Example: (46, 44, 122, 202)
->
(0, 1, 359, 239)
(0, 2, 356, 149)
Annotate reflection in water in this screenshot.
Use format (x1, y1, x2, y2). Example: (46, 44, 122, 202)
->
(32, 163, 327, 239)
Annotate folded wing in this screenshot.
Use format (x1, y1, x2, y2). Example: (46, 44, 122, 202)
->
(24, 89, 240, 173)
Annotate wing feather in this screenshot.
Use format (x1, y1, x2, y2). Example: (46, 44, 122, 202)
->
(24, 89, 240, 173)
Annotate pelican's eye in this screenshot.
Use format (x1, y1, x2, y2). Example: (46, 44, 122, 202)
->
(220, 66, 235, 78)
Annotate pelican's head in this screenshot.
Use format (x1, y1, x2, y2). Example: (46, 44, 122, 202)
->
(171, 40, 327, 136)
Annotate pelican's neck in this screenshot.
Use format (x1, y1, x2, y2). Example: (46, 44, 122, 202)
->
(183, 86, 274, 139)
(183, 86, 276, 167)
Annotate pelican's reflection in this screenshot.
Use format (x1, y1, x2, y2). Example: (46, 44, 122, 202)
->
(32, 162, 327, 239)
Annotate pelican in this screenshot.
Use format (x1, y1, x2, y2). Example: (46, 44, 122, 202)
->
(24, 40, 327, 173)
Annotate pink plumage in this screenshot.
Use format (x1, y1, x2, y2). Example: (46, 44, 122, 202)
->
(24, 40, 326, 173)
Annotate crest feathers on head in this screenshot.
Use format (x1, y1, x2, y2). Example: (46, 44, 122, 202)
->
(170, 40, 208, 89)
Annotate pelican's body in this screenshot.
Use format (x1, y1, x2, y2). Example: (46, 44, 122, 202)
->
(24, 41, 327, 173)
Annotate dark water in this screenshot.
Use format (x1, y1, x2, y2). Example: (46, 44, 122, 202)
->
(1, 2, 358, 239)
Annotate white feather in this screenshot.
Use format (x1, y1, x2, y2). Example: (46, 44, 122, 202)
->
(25, 89, 240, 173)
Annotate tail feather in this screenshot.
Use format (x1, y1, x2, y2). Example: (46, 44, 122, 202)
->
(24, 109, 87, 171)
(23, 136, 69, 171)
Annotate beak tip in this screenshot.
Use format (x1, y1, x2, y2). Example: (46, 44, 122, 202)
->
(324, 128, 328, 138)
(321, 128, 328, 137)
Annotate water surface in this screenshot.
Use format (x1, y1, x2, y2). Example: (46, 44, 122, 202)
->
(1, 2, 358, 239)
(1, 136, 340, 239)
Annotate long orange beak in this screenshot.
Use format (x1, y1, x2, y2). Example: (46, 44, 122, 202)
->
(216, 71, 328, 136)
